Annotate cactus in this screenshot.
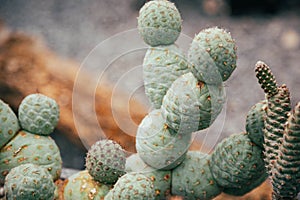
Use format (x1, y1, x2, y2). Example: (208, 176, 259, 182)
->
(104, 172, 155, 200)
(143, 44, 189, 109)
(18, 93, 60, 136)
(188, 27, 237, 84)
(210, 132, 267, 195)
(171, 151, 222, 200)
(0, 130, 62, 184)
(255, 61, 291, 176)
(125, 153, 171, 199)
(0, 99, 20, 149)
(245, 100, 267, 148)
(4, 163, 55, 200)
(63, 170, 111, 200)
(136, 109, 191, 170)
(161, 72, 225, 133)
(137, 0, 182, 46)
(85, 139, 126, 184)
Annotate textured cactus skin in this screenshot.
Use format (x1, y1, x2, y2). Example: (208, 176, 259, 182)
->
(85, 139, 126, 184)
(4, 163, 55, 200)
(106, 172, 155, 200)
(210, 133, 267, 194)
(136, 109, 191, 170)
(0, 100, 20, 148)
(137, 0, 182, 46)
(271, 102, 300, 199)
(143, 44, 189, 109)
(125, 153, 171, 199)
(18, 93, 60, 136)
(172, 151, 222, 200)
(63, 170, 111, 200)
(188, 27, 237, 84)
(0, 130, 62, 184)
(161, 72, 225, 133)
(255, 61, 291, 176)
(245, 100, 267, 148)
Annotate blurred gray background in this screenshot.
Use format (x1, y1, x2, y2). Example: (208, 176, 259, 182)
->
(1, 0, 300, 169)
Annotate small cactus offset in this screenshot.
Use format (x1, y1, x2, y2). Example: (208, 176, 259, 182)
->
(85, 139, 126, 184)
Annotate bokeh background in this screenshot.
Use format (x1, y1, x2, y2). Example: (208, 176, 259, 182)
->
(1, 0, 300, 169)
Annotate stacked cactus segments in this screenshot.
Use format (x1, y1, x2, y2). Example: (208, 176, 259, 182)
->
(0, 94, 62, 199)
(255, 61, 300, 199)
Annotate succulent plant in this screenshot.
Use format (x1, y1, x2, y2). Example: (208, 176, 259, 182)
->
(143, 44, 189, 109)
(136, 109, 191, 170)
(0, 130, 62, 184)
(137, 0, 182, 46)
(0, 99, 20, 149)
(188, 27, 237, 84)
(4, 163, 55, 200)
(125, 153, 172, 199)
(63, 170, 111, 200)
(255, 61, 300, 199)
(105, 172, 155, 200)
(85, 139, 126, 184)
(245, 100, 267, 148)
(172, 151, 222, 200)
(18, 93, 60, 136)
(161, 72, 225, 133)
(210, 132, 267, 195)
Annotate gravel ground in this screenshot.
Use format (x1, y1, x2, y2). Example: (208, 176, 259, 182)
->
(1, 0, 300, 161)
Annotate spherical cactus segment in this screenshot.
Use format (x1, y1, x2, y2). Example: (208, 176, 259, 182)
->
(63, 170, 111, 200)
(136, 109, 192, 170)
(0, 99, 20, 149)
(18, 93, 60, 136)
(171, 151, 222, 200)
(0, 130, 62, 184)
(143, 44, 189, 109)
(245, 100, 267, 148)
(210, 133, 267, 195)
(125, 153, 172, 199)
(137, 0, 182, 46)
(161, 72, 225, 133)
(188, 27, 237, 84)
(85, 139, 126, 184)
(271, 102, 300, 199)
(107, 172, 155, 200)
(4, 163, 55, 200)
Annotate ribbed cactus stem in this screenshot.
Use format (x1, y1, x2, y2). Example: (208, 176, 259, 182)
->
(255, 61, 278, 97)
(271, 102, 300, 199)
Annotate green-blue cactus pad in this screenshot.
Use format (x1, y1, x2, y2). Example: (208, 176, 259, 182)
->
(245, 100, 267, 148)
(18, 93, 60, 135)
(63, 170, 111, 200)
(172, 151, 222, 200)
(106, 172, 155, 200)
(210, 133, 266, 194)
(138, 0, 182, 46)
(0, 99, 20, 149)
(188, 27, 237, 84)
(125, 153, 171, 199)
(4, 163, 55, 200)
(161, 72, 225, 133)
(136, 109, 191, 170)
(0, 130, 62, 184)
(143, 44, 189, 109)
(85, 139, 126, 184)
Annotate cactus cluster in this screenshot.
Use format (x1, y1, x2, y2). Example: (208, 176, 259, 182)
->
(254, 61, 300, 199)
(0, 93, 62, 199)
